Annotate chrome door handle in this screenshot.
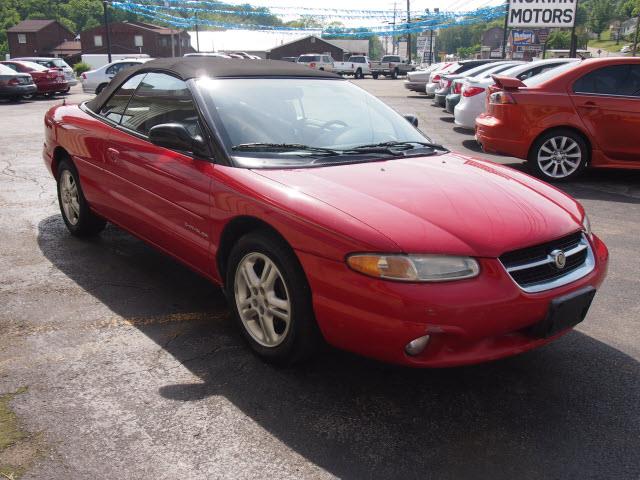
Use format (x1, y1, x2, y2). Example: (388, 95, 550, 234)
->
(582, 101, 597, 108)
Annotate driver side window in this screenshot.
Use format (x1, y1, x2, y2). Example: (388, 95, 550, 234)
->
(121, 72, 202, 137)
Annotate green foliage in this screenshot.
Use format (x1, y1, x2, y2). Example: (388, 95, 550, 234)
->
(73, 61, 91, 76)
(369, 36, 384, 59)
(619, 0, 640, 16)
(546, 30, 571, 49)
(587, 0, 615, 39)
(457, 44, 480, 59)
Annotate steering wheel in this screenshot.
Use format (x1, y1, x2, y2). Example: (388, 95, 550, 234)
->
(321, 120, 348, 131)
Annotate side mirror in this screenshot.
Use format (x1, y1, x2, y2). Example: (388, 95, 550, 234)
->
(148, 123, 209, 157)
(404, 114, 418, 128)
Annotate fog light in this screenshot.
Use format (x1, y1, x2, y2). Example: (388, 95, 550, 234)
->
(405, 335, 431, 356)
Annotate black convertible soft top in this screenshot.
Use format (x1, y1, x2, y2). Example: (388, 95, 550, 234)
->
(85, 57, 340, 112)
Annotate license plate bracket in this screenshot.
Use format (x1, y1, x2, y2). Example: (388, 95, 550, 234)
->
(530, 287, 596, 338)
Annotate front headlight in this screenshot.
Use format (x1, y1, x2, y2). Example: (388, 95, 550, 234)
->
(582, 214, 592, 237)
(346, 254, 480, 282)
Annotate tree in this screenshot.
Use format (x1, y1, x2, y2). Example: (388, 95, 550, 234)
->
(587, 0, 615, 40)
(369, 36, 384, 59)
(546, 30, 571, 49)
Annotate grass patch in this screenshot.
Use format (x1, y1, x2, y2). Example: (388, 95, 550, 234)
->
(0, 388, 27, 451)
(588, 30, 630, 53)
(0, 387, 29, 479)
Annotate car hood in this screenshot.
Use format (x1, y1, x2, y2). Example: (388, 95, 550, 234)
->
(253, 153, 584, 258)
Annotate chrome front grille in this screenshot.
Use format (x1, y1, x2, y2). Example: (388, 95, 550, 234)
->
(499, 232, 594, 293)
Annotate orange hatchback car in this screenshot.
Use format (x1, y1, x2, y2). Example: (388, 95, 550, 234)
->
(476, 57, 640, 181)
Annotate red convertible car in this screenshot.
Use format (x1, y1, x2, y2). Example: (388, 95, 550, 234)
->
(43, 58, 608, 367)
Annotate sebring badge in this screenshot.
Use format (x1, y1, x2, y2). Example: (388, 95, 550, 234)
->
(550, 249, 567, 269)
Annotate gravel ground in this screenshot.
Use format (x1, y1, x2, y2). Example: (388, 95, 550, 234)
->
(0, 80, 638, 479)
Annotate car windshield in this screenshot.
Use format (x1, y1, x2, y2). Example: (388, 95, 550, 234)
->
(196, 78, 437, 168)
(524, 61, 581, 87)
(298, 55, 319, 63)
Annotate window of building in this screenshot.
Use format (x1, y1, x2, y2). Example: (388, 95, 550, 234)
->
(94, 35, 103, 47)
(17, 34, 26, 44)
(159, 37, 168, 47)
(134, 35, 143, 47)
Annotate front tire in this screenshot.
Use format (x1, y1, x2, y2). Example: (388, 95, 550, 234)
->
(226, 230, 321, 365)
(528, 129, 588, 182)
(57, 159, 106, 236)
(372, 73, 379, 79)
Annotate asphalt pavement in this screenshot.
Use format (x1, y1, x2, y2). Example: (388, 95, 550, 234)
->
(0, 81, 638, 479)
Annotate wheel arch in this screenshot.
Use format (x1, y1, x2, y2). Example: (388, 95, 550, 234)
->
(51, 146, 72, 179)
(216, 216, 294, 284)
(527, 125, 593, 165)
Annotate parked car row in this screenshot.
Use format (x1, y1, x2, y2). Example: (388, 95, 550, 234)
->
(0, 59, 70, 101)
(412, 57, 640, 181)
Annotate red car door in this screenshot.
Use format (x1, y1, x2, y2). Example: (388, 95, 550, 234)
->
(99, 72, 213, 275)
(571, 64, 640, 163)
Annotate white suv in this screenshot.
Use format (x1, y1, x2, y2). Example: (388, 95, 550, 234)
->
(296, 54, 334, 72)
(81, 58, 152, 95)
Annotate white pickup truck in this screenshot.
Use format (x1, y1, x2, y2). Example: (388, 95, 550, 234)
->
(332, 55, 372, 79)
(371, 55, 415, 79)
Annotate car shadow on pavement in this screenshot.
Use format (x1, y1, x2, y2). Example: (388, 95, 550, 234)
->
(501, 162, 640, 205)
(37, 214, 640, 480)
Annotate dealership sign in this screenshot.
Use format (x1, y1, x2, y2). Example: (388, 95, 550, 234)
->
(508, 0, 578, 28)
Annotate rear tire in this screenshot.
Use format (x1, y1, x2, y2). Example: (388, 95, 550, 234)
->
(57, 159, 106, 237)
(95, 83, 107, 95)
(226, 230, 321, 365)
(528, 129, 588, 182)
(392, 68, 399, 79)
(355, 68, 363, 79)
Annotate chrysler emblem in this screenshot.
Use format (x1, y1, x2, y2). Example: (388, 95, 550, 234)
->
(550, 249, 566, 269)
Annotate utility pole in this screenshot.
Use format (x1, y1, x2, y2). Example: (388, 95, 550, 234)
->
(406, 0, 411, 62)
(429, 28, 434, 65)
(102, 1, 112, 63)
(569, 0, 580, 57)
(501, 0, 509, 59)
(392, 2, 397, 55)
(633, 14, 640, 57)
(195, 12, 200, 53)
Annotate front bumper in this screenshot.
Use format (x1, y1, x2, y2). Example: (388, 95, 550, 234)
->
(296, 234, 608, 367)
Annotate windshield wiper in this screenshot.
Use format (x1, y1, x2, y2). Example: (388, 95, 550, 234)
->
(232, 143, 340, 155)
(349, 141, 449, 152)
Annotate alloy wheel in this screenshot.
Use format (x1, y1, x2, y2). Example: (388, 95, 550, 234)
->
(60, 170, 80, 225)
(537, 136, 582, 179)
(234, 252, 291, 348)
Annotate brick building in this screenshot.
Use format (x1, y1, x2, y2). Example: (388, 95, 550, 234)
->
(80, 21, 193, 58)
(7, 20, 75, 58)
